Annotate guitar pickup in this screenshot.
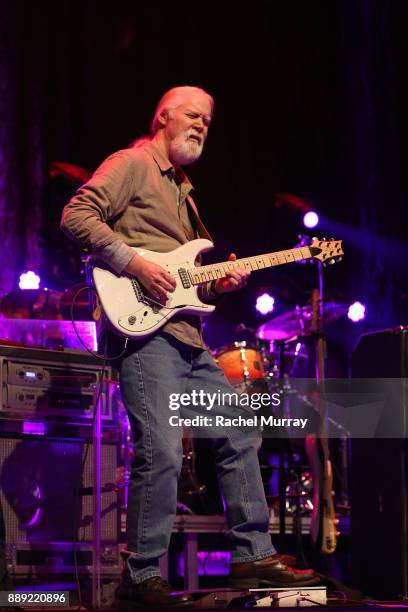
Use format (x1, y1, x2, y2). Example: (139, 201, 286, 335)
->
(178, 268, 191, 289)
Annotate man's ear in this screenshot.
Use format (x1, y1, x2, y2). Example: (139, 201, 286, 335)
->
(157, 110, 168, 128)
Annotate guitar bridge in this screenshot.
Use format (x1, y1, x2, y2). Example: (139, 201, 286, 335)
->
(131, 279, 161, 313)
(131, 278, 144, 300)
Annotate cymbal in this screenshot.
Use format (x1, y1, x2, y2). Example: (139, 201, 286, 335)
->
(256, 302, 348, 342)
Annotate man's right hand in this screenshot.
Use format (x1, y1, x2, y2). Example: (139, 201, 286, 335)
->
(124, 254, 176, 301)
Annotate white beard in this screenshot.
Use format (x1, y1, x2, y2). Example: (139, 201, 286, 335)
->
(170, 133, 203, 165)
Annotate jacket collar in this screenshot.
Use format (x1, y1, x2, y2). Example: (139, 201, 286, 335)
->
(147, 141, 194, 189)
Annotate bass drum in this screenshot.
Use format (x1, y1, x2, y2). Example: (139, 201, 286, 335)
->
(212, 341, 265, 391)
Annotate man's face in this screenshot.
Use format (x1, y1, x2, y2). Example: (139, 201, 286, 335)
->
(161, 94, 212, 166)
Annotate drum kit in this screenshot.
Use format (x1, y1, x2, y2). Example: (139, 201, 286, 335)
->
(210, 298, 348, 529)
(212, 301, 347, 393)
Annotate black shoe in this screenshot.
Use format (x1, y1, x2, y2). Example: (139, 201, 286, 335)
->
(116, 576, 193, 608)
(229, 554, 320, 589)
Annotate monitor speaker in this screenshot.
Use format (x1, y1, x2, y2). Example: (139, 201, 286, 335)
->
(350, 327, 408, 599)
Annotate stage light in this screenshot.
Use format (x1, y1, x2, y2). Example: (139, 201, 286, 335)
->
(255, 293, 275, 315)
(23, 422, 46, 436)
(348, 301, 366, 322)
(303, 211, 319, 228)
(19, 270, 41, 289)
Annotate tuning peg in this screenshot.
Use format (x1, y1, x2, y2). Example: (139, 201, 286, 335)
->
(329, 259, 335, 265)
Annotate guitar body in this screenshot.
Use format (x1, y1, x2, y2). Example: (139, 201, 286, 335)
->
(92, 239, 215, 338)
(305, 434, 338, 554)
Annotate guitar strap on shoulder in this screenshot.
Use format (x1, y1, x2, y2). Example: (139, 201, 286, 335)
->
(186, 194, 213, 242)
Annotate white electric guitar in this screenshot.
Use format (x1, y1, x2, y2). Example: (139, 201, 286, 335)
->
(92, 238, 343, 338)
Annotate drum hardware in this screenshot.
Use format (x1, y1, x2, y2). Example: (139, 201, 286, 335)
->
(256, 302, 347, 343)
(177, 437, 219, 515)
(263, 466, 313, 517)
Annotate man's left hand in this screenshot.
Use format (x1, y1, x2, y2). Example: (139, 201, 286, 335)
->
(214, 253, 250, 294)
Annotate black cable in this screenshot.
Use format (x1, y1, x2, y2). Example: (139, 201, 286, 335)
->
(70, 285, 129, 361)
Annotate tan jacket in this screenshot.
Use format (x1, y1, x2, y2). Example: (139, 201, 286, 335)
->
(61, 140, 214, 348)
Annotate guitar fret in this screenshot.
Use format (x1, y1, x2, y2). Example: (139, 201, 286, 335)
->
(255, 257, 267, 268)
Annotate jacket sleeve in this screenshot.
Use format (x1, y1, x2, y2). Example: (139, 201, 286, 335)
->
(60, 149, 139, 274)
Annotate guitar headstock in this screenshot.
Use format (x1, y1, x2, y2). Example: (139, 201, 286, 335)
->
(310, 238, 344, 264)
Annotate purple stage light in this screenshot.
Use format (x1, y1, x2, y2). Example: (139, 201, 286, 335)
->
(177, 551, 230, 576)
(348, 301, 366, 322)
(303, 211, 319, 228)
(255, 293, 275, 315)
(19, 270, 41, 289)
(23, 421, 46, 436)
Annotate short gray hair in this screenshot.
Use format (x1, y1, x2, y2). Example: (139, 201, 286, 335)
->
(150, 86, 214, 134)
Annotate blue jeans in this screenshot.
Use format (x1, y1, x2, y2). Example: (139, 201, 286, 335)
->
(117, 332, 275, 583)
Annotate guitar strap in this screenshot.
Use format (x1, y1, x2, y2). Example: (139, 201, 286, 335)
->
(186, 194, 213, 242)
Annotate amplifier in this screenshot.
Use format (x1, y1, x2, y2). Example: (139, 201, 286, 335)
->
(7, 542, 121, 576)
(0, 344, 114, 422)
(0, 434, 121, 574)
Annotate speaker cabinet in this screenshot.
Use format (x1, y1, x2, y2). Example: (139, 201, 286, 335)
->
(0, 434, 120, 574)
(351, 327, 408, 599)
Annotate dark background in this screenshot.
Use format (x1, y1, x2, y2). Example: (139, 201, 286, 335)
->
(1, 0, 408, 362)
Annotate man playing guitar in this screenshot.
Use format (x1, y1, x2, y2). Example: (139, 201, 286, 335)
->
(61, 85, 317, 608)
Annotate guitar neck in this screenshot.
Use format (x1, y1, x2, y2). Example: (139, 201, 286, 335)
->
(188, 246, 314, 285)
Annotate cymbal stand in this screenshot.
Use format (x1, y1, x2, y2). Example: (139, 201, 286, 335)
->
(314, 257, 349, 510)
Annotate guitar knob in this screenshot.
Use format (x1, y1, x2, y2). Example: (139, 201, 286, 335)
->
(128, 315, 136, 325)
